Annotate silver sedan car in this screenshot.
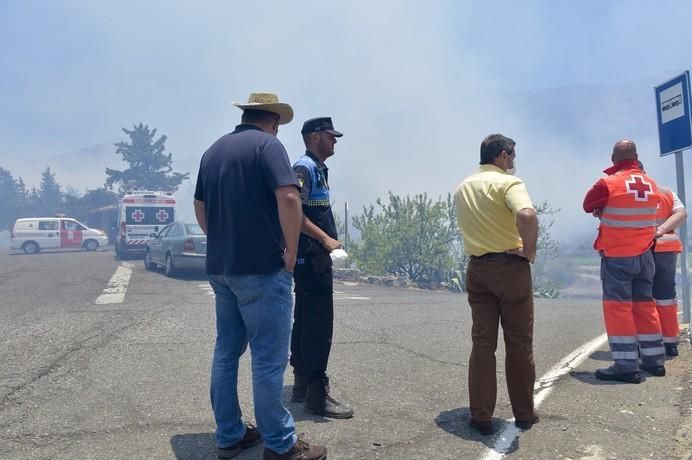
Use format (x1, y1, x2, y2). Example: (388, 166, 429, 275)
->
(144, 221, 206, 276)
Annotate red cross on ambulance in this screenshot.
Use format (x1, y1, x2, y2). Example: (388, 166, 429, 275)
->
(625, 175, 653, 202)
(156, 209, 169, 222)
(131, 209, 145, 222)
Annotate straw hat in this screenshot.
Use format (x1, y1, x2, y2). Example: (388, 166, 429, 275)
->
(233, 92, 294, 125)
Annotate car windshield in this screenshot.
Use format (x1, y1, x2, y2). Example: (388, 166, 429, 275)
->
(185, 223, 204, 235)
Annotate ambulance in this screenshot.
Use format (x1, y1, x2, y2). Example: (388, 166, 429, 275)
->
(115, 191, 176, 259)
(10, 217, 108, 254)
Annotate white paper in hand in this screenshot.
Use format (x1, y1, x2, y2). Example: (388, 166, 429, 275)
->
(330, 248, 348, 262)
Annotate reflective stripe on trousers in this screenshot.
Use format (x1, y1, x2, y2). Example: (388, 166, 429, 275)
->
(653, 251, 681, 344)
(601, 252, 665, 372)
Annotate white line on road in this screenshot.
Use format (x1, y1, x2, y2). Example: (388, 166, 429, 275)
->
(199, 283, 215, 296)
(334, 290, 371, 300)
(480, 333, 609, 460)
(95, 263, 134, 304)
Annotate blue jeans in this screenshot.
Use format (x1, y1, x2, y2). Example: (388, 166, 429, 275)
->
(208, 269, 297, 453)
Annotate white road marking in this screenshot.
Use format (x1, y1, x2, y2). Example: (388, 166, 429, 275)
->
(480, 333, 609, 460)
(94, 263, 134, 304)
(334, 290, 371, 300)
(199, 283, 215, 296)
(580, 445, 606, 460)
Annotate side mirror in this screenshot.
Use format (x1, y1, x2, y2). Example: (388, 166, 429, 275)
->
(149, 233, 158, 238)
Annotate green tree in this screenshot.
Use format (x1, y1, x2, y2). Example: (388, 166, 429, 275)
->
(35, 167, 63, 216)
(350, 192, 460, 282)
(0, 167, 29, 229)
(63, 187, 119, 223)
(105, 123, 189, 195)
(350, 192, 562, 295)
(532, 201, 562, 297)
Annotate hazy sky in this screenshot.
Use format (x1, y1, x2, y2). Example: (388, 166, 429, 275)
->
(2, 1, 692, 242)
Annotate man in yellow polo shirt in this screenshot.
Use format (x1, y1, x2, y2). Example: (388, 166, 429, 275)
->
(453, 133, 539, 436)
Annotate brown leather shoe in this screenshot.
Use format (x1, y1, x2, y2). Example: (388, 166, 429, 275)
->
(468, 418, 494, 435)
(217, 422, 262, 458)
(263, 438, 327, 460)
(515, 414, 540, 430)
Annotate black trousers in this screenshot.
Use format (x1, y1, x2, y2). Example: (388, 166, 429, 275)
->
(289, 262, 334, 382)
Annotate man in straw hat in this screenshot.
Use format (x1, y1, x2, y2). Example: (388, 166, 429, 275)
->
(194, 92, 327, 460)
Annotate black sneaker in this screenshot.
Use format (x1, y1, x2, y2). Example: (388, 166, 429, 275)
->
(515, 414, 540, 430)
(641, 365, 666, 377)
(665, 343, 679, 357)
(468, 418, 494, 436)
(217, 422, 262, 458)
(595, 366, 643, 384)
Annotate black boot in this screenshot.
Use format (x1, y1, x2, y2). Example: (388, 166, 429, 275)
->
(305, 377, 354, 419)
(665, 343, 679, 357)
(291, 373, 307, 403)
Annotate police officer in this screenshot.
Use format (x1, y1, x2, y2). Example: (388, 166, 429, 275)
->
(289, 117, 353, 419)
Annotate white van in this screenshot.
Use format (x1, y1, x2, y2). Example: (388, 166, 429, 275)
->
(10, 217, 109, 254)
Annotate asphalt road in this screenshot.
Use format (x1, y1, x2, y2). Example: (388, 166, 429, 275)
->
(0, 250, 690, 459)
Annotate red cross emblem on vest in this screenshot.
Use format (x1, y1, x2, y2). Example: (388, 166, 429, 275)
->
(625, 175, 653, 202)
(131, 209, 145, 222)
(156, 209, 169, 222)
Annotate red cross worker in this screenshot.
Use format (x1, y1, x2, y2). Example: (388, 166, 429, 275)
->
(583, 140, 665, 384)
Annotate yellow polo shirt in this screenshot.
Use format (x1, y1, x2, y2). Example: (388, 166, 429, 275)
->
(453, 164, 534, 257)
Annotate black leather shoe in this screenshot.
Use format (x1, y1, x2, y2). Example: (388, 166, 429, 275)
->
(217, 423, 262, 458)
(515, 415, 540, 430)
(665, 344, 679, 357)
(641, 365, 666, 377)
(305, 378, 354, 419)
(305, 394, 354, 419)
(595, 366, 643, 384)
(468, 418, 494, 436)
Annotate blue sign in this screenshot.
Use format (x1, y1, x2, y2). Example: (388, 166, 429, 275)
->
(655, 71, 692, 156)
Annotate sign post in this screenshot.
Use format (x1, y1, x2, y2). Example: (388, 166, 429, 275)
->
(655, 71, 692, 334)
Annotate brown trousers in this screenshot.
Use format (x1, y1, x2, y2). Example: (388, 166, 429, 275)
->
(466, 255, 536, 422)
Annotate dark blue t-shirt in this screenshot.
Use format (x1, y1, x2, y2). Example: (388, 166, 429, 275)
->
(194, 124, 299, 275)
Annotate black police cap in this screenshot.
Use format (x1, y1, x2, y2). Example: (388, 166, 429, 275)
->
(301, 117, 343, 137)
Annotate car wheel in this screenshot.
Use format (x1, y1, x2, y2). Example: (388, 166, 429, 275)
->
(23, 241, 40, 255)
(144, 250, 155, 271)
(164, 253, 176, 277)
(84, 240, 98, 251)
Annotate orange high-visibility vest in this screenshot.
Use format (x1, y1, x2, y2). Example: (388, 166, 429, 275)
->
(595, 168, 660, 257)
(654, 188, 683, 253)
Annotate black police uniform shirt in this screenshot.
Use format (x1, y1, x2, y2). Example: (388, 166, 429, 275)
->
(194, 124, 299, 275)
(293, 151, 338, 259)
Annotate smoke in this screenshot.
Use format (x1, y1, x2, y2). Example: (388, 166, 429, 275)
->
(2, 0, 692, 246)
